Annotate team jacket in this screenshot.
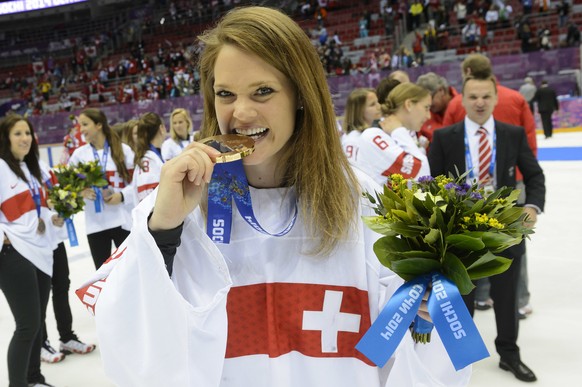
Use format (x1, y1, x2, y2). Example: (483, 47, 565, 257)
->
(161, 137, 190, 162)
(76, 168, 469, 387)
(342, 127, 431, 185)
(133, 150, 164, 203)
(0, 159, 54, 276)
(68, 143, 135, 234)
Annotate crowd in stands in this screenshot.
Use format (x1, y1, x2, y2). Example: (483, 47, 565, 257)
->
(0, 0, 580, 118)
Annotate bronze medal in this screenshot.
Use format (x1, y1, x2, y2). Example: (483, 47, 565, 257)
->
(37, 218, 46, 234)
(200, 134, 255, 163)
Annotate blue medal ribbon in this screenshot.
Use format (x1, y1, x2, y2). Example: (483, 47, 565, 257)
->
(356, 272, 489, 371)
(65, 218, 79, 247)
(206, 159, 298, 244)
(92, 141, 110, 213)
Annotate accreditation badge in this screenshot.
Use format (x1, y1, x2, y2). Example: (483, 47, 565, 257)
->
(201, 134, 255, 163)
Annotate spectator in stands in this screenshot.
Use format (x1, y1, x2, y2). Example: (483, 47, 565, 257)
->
(454, 0, 468, 26)
(424, 21, 438, 52)
(538, 27, 552, 50)
(485, 4, 499, 29)
(462, 19, 479, 45)
(533, 80, 559, 139)
(359, 16, 369, 38)
(517, 16, 533, 53)
(382, 3, 395, 36)
(412, 30, 425, 66)
(499, 2, 513, 27)
(410, 0, 424, 30)
(556, 0, 570, 28)
(416, 72, 458, 142)
(566, 21, 581, 46)
(522, 0, 533, 14)
(519, 77, 537, 113)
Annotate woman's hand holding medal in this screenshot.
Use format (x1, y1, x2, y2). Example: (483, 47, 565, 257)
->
(149, 134, 255, 232)
(149, 141, 221, 232)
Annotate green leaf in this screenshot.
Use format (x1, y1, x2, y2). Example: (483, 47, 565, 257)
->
(442, 252, 475, 295)
(496, 207, 524, 225)
(399, 250, 438, 259)
(389, 222, 423, 237)
(466, 251, 512, 280)
(481, 231, 523, 252)
(446, 234, 486, 251)
(391, 209, 412, 222)
(373, 236, 410, 267)
(362, 216, 397, 236)
(391, 258, 442, 281)
(423, 228, 441, 245)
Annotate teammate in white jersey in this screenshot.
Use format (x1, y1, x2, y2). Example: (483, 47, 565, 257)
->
(344, 83, 432, 185)
(161, 108, 193, 161)
(76, 8, 470, 386)
(133, 112, 166, 203)
(0, 115, 57, 386)
(68, 108, 135, 269)
(341, 87, 381, 135)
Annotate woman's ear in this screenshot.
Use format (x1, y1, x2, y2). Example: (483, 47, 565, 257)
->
(404, 99, 413, 113)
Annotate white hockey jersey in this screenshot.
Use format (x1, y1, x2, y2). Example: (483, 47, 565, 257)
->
(76, 168, 470, 387)
(133, 150, 164, 203)
(68, 143, 135, 234)
(161, 137, 190, 162)
(0, 159, 54, 276)
(342, 127, 430, 185)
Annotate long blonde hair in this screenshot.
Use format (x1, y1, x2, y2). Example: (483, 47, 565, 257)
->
(198, 6, 359, 255)
(342, 88, 375, 133)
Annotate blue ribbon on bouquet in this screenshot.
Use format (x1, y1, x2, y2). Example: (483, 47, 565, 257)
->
(206, 159, 298, 244)
(65, 217, 78, 247)
(356, 272, 489, 371)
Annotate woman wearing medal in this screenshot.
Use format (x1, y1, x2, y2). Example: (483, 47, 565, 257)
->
(133, 112, 167, 203)
(0, 115, 57, 387)
(161, 108, 193, 161)
(79, 7, 470, 387)
(68, 108, 135, 269)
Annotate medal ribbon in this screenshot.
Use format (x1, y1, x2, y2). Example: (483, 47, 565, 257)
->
(206, 159, 298, 244)
(356, 272, 489, 371)
(91, 141, 110, 213)
(26, 173, 42, 219)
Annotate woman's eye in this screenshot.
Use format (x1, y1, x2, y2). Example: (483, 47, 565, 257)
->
(215, 90, 233, 98)
(256, 87, 273, 96)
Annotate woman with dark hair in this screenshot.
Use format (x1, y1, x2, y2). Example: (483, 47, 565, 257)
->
(133, 112, 166, 203)
(68, 108, 135, 269)
(0, 114, 56, 387)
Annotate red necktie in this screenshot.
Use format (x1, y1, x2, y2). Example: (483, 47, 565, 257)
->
(477, 127, 491, 184)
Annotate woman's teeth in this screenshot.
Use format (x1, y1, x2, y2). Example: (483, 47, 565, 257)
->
(235, 128, 268, 139)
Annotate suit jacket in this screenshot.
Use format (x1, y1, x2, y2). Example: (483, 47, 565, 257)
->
(428, 120, 545, 212)
(534, 86, 559, 114)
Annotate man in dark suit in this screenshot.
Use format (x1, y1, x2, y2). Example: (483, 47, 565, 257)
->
(428, 75, 545, 383)
(533, 80, 559, 139)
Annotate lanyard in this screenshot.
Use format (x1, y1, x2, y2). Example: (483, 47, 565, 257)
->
(206, 159, 298, 244)
(149, 145, 165, 163)
(177, 138, 189, 149)
(464, 128, 496, 183)
(91, 140, 109, 212)
(26, 173, 42, 218)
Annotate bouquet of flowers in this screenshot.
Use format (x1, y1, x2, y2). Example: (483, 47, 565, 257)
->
(363, 173, 532, 296)
(356, 173, 534, 370)
(46, 161, 109, 246)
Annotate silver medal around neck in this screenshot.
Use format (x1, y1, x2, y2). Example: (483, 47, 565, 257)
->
(200, 134, 255, 163)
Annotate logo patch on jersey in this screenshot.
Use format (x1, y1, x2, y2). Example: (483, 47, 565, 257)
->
(225, 282, 373, 365)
